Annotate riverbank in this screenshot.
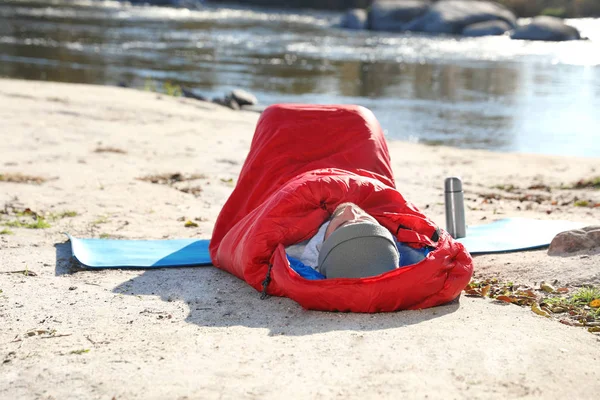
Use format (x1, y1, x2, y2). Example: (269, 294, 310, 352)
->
(1, 78, 599, 399)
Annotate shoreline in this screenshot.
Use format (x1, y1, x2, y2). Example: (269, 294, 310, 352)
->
(1, 78, 599, 399)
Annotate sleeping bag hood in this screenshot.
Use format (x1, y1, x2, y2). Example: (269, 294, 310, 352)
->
(210, 104, 473, 312)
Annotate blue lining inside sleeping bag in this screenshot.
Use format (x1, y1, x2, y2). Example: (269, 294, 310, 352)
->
(287, 242, 431, 280)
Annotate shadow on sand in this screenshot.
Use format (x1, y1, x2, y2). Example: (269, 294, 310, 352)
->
(111, 266, 460, 336)
(56, 240, 460, 336)
(54, 241, 86, 276)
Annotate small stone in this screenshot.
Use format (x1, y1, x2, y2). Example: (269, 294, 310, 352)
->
(69, 286, 77, 291)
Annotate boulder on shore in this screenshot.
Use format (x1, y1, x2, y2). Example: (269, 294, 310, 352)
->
(511, 16, 581, 41)
(340, 8, 368, 30)
(548, 226, 600, 255)
(368, 0, 431, 32)
(404, 0, 516, 35)
(462, 19, 512, 36)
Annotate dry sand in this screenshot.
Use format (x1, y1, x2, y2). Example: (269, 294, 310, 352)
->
(0, 78, 599, 400)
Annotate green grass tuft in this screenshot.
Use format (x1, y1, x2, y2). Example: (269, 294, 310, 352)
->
(571, 286, 600, 305)
(541, 7, 567, 17)
(92, 215, 109, 225)
(0, 229, 14, 235)
(3, 217, 50, 229)
(27, 218, 51, 229)
(70, 349, 90, 355)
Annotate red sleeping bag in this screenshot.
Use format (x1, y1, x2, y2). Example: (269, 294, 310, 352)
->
(210, 104, 473, 312)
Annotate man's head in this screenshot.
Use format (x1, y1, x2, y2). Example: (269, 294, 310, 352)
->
(318, 203, 399, 279)
(324, 202, 379, 240)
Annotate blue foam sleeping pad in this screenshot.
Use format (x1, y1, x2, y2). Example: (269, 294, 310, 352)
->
(457, 217, 586, 254)
(66, 218, 586, 269)
(67, 234, 212, 268)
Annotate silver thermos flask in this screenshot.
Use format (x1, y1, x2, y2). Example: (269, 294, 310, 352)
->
(444, 177, 466, 239)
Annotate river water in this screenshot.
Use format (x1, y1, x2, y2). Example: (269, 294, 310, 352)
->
(1, 0, 599, 157)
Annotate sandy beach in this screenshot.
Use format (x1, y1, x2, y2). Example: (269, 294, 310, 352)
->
(1, 78, 599, 399)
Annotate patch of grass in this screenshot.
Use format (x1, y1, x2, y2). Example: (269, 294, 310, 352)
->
(179, 186, 203, 197)
(0, 229, 13, 235)
(220, 178, 235, 187)
(137, 172, 208, 197)
(574, 176, 600, 189)
(563, 176, 600, 190)
(571, 286, 600, 305)
(92, 215, 109, 225)
(3, 217, 50, 229)
(0, 173, 47, 184)
(3, 220, 23, 228)
(70, 349, 90, 355)
(144, 78, 158, 92)
(27, 218, 51, 229)
(94, 147, 127, 154)
(48, 210, 78, 221)
(492, 184, 518, 192)
(163, 81, 182, 97)
(143, 79, 182, 97)
(137, 172, 207, 185)
(541, 7, 567, 17)
(574, 200, 590, 207)
(99, 233, 112, 239)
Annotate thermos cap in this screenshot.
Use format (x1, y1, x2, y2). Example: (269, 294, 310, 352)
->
(445, 176, 463, 192)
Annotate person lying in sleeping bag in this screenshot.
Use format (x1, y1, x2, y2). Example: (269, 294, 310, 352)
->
(209, 104, 473, 312)
(286, 202, 427, 279)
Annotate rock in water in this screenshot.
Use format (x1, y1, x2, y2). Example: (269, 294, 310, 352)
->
(369, 0, 431, 32)
(181, 87, 207, 101)
(462, 20, 512, 37)
(212, 96, 240, 110)
(404, 0, 516, 35)
(341, 9, 368, 30)
(229, 89, 258, 106)
(548, 226, 600, 255)
(511, 16, 581, 41)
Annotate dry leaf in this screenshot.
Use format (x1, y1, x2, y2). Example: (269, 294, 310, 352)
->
(589, 299, 600, 308)
(531, 302, 550, 318)
(560, 319, 583, 327)
(495, 295, 514, 303)
(464, 288, 482, 297)
(480, 284, 491, 297)
(184, 220, 198, 228)
(540, 282, 556, 293)
(588, 327, 600, 333)
(516, 289, 537, 298)
(556, 287, 569, 294)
